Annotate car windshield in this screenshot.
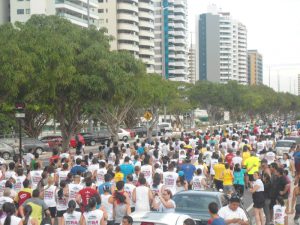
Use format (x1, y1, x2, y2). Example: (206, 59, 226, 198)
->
(174, 194, 220, 213)
(276, 142, 294, 147)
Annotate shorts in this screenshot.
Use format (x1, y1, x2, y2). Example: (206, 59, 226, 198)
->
(253, 192, 265, 209)
(56, 210, 67, 217)
(214, 179, 223, 191)
(48, 207, 57, 218)
(234, 184, 244, 196)
(248, 174, 254, 182)
(223, 185, 234, 194)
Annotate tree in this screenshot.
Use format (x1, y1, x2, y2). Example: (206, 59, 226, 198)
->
(12, 15, 111, 149)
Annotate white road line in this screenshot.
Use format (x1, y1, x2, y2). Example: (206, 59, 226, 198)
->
(246, 203, 253, 212)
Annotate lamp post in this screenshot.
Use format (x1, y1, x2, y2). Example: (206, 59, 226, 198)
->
(15, 103, 25, 162)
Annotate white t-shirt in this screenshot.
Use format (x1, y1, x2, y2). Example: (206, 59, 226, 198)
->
(218, 205, 248, 225)
(56, 189, 68, 211)
(232, 156, 243, 167)
(265, 152, 276, 165)
(95, 168, 107, 186)
(141, 165, 153, 185)
(88, 164, 99, 174)
(68, 183, 83, 208)
(192, 175, 205, 191)
(63, 211, 81, 225)
(44, 185, 57, 207)
(5, 170, 16, 180)
(58, 170, 69, 184)
(30, 170, 43, 189)
(0, 215, 21, 225)
(24, 153, 34, 166)
(0, 180, 7, 197)
(162, 171, 178, 195)
(253, 179, 264, 192)
(60, 153, 70, 159)
(273, 205, 286, 224)
(0, 196, 13, 209)
(83, 209, 104, 225)
(13, 175, 26, 193)
(159, 199, 176, 213)
(124, 183, 136, 207)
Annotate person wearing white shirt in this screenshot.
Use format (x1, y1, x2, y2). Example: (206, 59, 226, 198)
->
(250, 172, 265, 225)
(140, 156, 153, 185)
(232, 151, 243, 167)
(162, 164, 178, 195)
(218, 195, 249, 225)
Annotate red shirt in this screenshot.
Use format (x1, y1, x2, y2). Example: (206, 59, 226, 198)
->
(79, 187, 98, 210)
(18, 190, 31, 206)
(225, 153, 234, 166)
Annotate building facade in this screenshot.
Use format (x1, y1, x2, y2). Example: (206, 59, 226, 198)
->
(188, 44, 196, 83)
(98, 0, 155, 73)
(154, 0, 188, 81)
(1, 0, 99, 29)
(247, 50, 263, 85)
(196, 10, 248, 84)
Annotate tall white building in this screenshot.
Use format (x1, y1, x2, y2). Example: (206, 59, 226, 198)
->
(98, 0, 155, 73)
(188, 44, 196, 84)
(196, 8, 248, 84)
(1, 0, 99, 29)
(154, 0, 188, 81)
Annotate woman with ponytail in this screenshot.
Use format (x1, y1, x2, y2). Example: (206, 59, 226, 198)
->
(113, 181, 131, 225)
(1, 202, 22, 225)
(55, 181, 69, 225)
(23, 205, 38, 225)
(82, 197, 105, 225)
(61, 200, 82, 225)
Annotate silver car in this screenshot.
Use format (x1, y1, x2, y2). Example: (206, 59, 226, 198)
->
(0, 142, 16, 160)
(275, 140, 296, 156)
(131, 211, 191, 225)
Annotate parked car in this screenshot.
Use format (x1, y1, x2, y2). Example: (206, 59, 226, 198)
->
(80, 132, 110, 146)
(124, 129, 135, 139)
(284, 136, 300, 144)
(0, 142, 16, 160)
(22, 138, 51, 155)
(118, 128, 131, 141)
(132, 126, 161, 138)
(275, 140, 296, 156)
(130, 211, 191, 225)
(173, 190, 251, 225)
(158, 122, 173, 133)
(39, 135, 63, 149)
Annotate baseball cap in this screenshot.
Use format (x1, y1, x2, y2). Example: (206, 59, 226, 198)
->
(178, 171, 184, 177)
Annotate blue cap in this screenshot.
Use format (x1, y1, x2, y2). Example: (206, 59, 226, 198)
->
(178, 171, 184, 177)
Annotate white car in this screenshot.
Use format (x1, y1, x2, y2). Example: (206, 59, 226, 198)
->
(131, 211, 191, 225)
(275, 140, 296, 156)
(118, 128, 131, 141)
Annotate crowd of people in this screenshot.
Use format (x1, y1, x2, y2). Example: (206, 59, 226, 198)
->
(0, 123, 299, 225)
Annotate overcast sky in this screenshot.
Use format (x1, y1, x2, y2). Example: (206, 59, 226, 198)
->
(187, 0, 300, 94)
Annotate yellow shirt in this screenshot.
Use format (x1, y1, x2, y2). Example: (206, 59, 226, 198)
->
(242, 151, 251, 166)
(114, 172, 124, 183)
(201, 148, 207, 154)
(244, 156, 260, 175)
(223, 169, 233, 186)
(213, 163, 225, 181)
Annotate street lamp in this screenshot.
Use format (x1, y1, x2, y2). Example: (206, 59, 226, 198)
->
(15, 103, 25, 162)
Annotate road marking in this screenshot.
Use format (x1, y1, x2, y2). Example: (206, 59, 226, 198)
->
(246, 203, 253, 212)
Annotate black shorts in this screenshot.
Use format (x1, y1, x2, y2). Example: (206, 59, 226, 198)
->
(48, 207, 56, 218)
(248, 174, 254, 181)
(56, 210, 67, 217)
(214, 179, 223, 190)
(253, 192, 265, 209)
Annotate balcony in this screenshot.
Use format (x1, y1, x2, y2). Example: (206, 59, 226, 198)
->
(118, 33, 139, 42)
(139, 29, 154, 38)
(139, 20, 154, 29)
(118, 2, 138, 13)
(58, 12, 88, 27)
(118, 13, 139, 23)
(118, 43, 139, 53)
(118, 22, 139, 33)
(55, 1, 99, 19)
(139, 48, 155, 56)
(138, 2, 154, 12)
(139, 39, 155, 48)
(139, 11, 154, 20)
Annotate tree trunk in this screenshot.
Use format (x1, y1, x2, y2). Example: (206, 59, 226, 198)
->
(23, 111, 50, 138)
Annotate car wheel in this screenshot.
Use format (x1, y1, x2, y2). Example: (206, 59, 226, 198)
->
(2, 152, 10, 160)
(35, 148, 43, 155)
(122, 136, 128, 141)
(90, 140, 96, 146)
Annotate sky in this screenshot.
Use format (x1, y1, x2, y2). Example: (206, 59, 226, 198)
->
(187, 0, 300, 94)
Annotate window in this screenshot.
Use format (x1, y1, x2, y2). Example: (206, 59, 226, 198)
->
(106, 9, 108, 13)
(17, 9, 24, 14)
(18, 0, 24, 1)
(98, 9, 103, 13)
(26, 9, 30, 14)
(98, 0, 103, 2)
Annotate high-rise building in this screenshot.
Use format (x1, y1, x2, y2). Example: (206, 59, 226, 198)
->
(1, 0, 99, 29)
(298, 74, 300, 96)
(196, 8, 248, 84)
(98, 0, 155, 73)
(247, 50, 263, 85)
(154, 0, 188, 81)
(188, 44, 196, 83)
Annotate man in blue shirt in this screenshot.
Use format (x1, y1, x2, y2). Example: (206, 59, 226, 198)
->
(98, 174, 114, 195)
(120, 156, 134, 182)
(137, 143, 145, 155)
(70, 158, 86, 175)
(208, 202, 226, 225)
(180, 158, 196, 184)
